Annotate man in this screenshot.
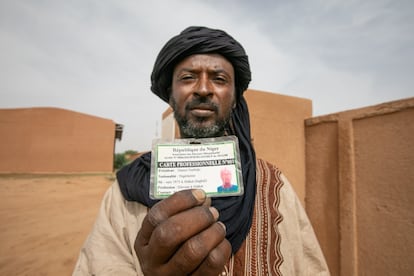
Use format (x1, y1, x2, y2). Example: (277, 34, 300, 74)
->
(217, 168, 238, 193)
(74, 26, 329, 275)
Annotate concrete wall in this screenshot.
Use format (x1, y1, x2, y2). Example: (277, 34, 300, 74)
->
(305, 98, 414, 276)
(0, 107, 116, 173)
(161, 89, 312, 205)
(161, 108, 178, 141)
(245, 89, 312, 205)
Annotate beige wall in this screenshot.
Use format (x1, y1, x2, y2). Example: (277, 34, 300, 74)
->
(161, 89, 312, 204)
(0, 107, 116, 173)
(245, 89, 312, 205)
(305, 98, 414, 276)
(161, 108, 178, 141)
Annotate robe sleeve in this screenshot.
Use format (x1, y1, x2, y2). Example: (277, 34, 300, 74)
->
(278, 174, 331, 276)
(72, 181, 147, 276)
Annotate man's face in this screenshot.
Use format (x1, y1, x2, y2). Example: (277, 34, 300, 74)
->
(170, 54, 236, 138)
(220, 168, 232, 185)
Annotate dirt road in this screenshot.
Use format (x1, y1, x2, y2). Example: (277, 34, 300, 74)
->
(0, 174, 113, 275)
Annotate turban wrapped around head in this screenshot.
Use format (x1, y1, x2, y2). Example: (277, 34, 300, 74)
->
(150, 26, 252, 102)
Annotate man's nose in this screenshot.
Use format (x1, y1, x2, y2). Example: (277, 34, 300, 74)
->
(194, 75, 213, 97)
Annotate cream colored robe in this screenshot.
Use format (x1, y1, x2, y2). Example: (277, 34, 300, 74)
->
(73, 159, 330, 275)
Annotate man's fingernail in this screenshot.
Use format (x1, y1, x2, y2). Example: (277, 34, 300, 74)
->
(192, 189, 206, 202)
(217, 221, 226, 233)
(209, 207, 219, 220)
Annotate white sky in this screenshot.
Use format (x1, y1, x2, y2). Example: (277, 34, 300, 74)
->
(1, 0, 413, 152)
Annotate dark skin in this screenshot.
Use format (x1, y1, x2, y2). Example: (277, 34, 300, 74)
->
(134, 190, 231, 275)
(134, 54, 236, 275)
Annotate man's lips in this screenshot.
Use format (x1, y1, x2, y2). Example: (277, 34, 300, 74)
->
(190, 109, 214, 117)
(189, 104, 215, 117)
(190, 107, 214, 117)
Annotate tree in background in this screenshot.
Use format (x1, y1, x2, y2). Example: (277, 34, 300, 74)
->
(114, 153, 127, 170)
(113, 150, 140, 170)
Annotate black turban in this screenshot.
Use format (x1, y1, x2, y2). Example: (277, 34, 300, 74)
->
(117, 26, 257, 254)
(150, 26, 251, 102)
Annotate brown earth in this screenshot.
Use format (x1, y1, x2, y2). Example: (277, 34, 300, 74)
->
(0, 174, 114, 275)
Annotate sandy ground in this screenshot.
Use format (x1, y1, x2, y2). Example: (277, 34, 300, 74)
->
(0, 174, 114, 275)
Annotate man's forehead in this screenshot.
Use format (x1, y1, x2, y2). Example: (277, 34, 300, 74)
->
(174, 53, 234, 72)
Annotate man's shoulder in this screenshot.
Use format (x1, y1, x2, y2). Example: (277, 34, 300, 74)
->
(255, 157, 299, 200)
(256, 158, 283, 175)
(255, 158, 285, 192)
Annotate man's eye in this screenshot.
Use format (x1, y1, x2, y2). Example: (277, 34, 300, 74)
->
(214, 76, 227, 83)
(181, 75, 194, 80)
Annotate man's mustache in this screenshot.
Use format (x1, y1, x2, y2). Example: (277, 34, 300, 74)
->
(186, 98, 219, 112)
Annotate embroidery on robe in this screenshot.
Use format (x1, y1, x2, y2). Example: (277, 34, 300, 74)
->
(226, 159, 284, 275)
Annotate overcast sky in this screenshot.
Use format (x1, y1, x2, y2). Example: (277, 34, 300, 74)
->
(1, 0, 413, 152)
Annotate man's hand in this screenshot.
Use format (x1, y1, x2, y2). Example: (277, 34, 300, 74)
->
(134, 189, 231, 275)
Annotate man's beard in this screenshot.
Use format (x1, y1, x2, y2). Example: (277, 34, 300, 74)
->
(171, 97, 232, 138)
